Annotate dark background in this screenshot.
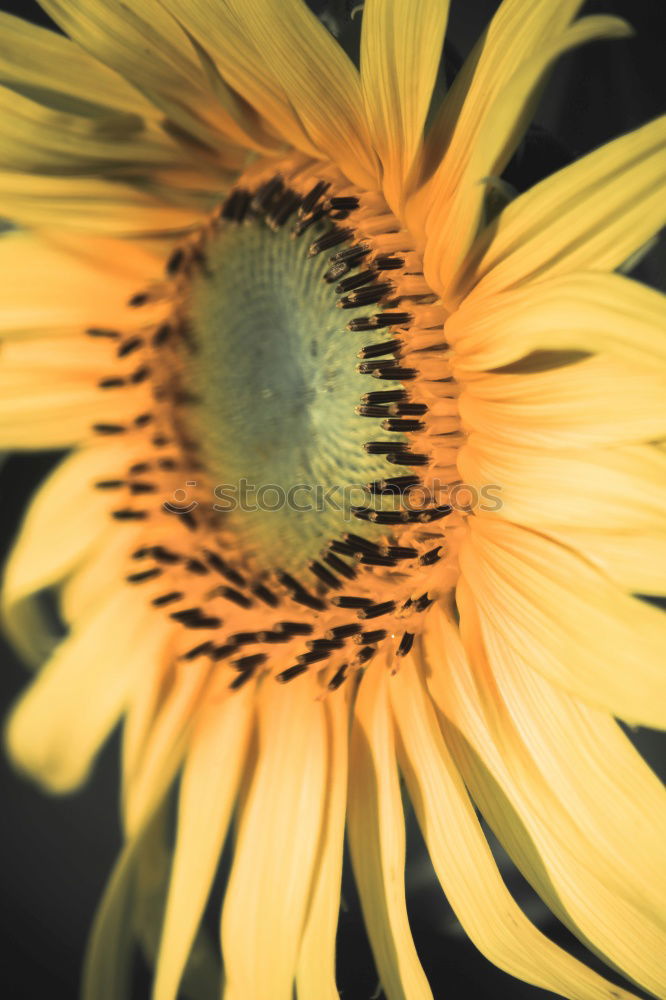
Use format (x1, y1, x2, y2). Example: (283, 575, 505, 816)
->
(1, 1, 664, 998)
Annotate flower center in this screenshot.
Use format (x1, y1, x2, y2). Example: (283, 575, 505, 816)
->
(182, 192, 404, 575)
(93, 167, 463, 689)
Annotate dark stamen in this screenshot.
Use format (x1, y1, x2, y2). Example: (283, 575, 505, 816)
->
(152, 323, 171, 347)
(372, 255, 405, 270)
(383, 545, 418, 560)
(414, 594, 434, 612)
(369, 365, 418, 381)
(390, 402, 428, 416)
(98, 377, 126, 389)
(358, 339, 402, 360)
(328, 196, 359, 211)
(252, 583, 280, 607)
(309, 227, 353, 256)
(232, 653, 267, 672)
(325, 624, 362, 640)
(419, 546, 442, 565)
(308, 560, 341, 589)
(299, 180, 330, 216)
(112, 508, 147, 520)
(358, 600, 396, 620)
(217, 586, 253, 609)
(222, 189, 251, 222)
(276, 621, 314, 636)
(339, 282, 392, 308)
(152, 591, 184, 607)
(355, 404, 390, 418)
(335, 269, 374, 293)
(277, 663, 308, 683)
(323, 552, 357, 580)
(183, 641, 214, 660)
(381, 418, 425, 433)
(397, 632, 415, 656)
(95, 479, 124, 490)
(327, 664, 348, 690)
(86, 327, 120, 339)
(331, 596, 372, 609)
(166, 248, 185, 275)
(362, 390, 407, 405)
(369, 311, 413, 328)
(94, 424, 125, 435)
(387, 451, 429, 466)
(126, 568, 162, 583)
(354, 629, 387, 645)
(117, 337, 143, 358)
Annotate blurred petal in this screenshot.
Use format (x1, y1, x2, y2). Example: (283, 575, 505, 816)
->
(347, 663, 433, 1000)
(221, 672, 327, 1000)
(391, 656, 645, 1000)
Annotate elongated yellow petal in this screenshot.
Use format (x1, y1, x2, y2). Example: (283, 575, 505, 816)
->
(360, 0, 448, 213)
(221, 672, 327, 1000)
(447, 270, 666, 372)
(5, 583, 171, 792)
(226, 0, 378, 188)
(425, 15, 631, 298)
(426, 596, 665, 996)
(0, 171, 204, 234)
(0, 83, 187, 175)
(391, 656, 645, 1000)
(0, 10, 158, 116)
(162, 0, 314, 156)
(459, 442, 666, 532)
(0, 230, 160, 336)
(122, 661, 214, 837)
(460, 517, 666, 727)
(296, 688, 349, 1000)
(2, 442, 139, 665)
(38, 0, 261, 155)
(347, 662, 433, 1000)
(153, 683, 254, 1000)
(546, 527, 666, 596)
(60, 520, 146, 625)
(458, 356, 666, 449)
(456, 116, 666, 300)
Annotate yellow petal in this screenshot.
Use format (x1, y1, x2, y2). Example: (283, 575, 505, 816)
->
(425, 14, 631, 298)
(360, 0, 449, 213)
(391, 654, 645, 1000)
(347, 662, 433, 1000)
(546, 527, 666, 596)
(296, 688, 349, 1000)
(38, 0, 259, 155)
(458, 442, 666, 532)
(0, 171, 203, 234)
(0, 10, 158, 116)
(221, 672, 328, 1000)
(2, 442, 138, 665)
(153, 683, 254, 1000)
(60, 520, 146, 625)
(460, 517, 666, 727)
(0, 82, 185, 175)
(163, 0, 314, 156)
(457, 116, 666, 300)
(447, 270, 666, 372)
(5, 583, 171, 792)
(0, 230, 161, 336)
(458, 355, 666, 449)
(122, 660, 214, 837)
(426, 596, 665, 997)
(226, 0, 378, 188)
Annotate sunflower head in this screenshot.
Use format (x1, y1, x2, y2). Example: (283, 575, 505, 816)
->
(1, 2, 665, 1000)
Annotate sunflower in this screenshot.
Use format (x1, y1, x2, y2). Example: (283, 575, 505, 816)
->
(1, 0, 665, 997)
